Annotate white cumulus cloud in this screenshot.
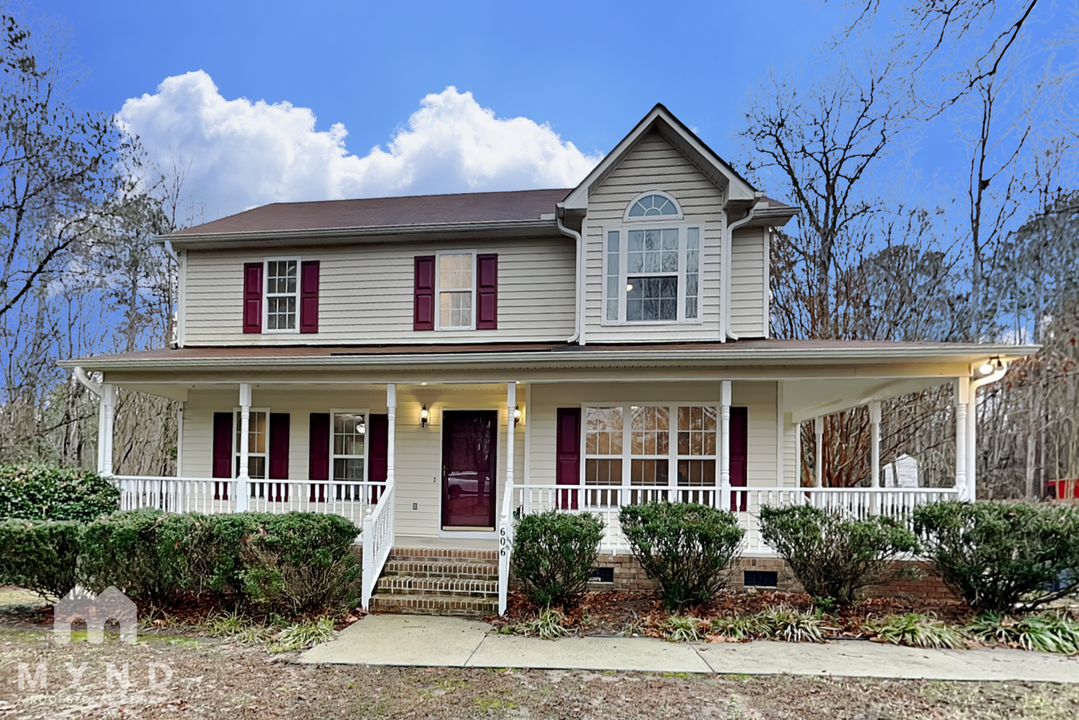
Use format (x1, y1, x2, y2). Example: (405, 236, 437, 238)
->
(117, 71, 599, 218)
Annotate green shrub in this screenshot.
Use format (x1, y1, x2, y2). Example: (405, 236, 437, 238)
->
(0, 463, 118, 521)
(166, 513, 260, 596)
(80, 510, 186, 604)
(619, 502, 744, 610)
(759, 504, 919, 606)
(237, 512, 360, 615)
(0, 519, 82, 601)
(511, 511, 604, 607)
(913, 501, 1079, 613)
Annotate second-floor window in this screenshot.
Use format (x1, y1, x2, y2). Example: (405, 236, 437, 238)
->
(603, 192, 702, 325)
(438, 253, 474, 330)
(265, 259, 299, 331)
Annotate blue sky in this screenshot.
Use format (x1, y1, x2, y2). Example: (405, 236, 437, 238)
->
(38, 0, 1075, 221)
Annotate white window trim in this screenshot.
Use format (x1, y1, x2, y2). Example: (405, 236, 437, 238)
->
(579, 402, 720, 492)
(623, 190, 684, 222)
(434, 250, 477, 331)
(263, 257, 301, 334)
(601, 222, 705, 326)
(232, 407, 270, 480)
(329, 408, 370, 483)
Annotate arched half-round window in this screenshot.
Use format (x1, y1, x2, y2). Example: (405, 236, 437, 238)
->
(625, 192, 681, 220)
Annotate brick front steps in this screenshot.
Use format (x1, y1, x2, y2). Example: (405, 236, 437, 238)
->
(370, 547, 499, 617)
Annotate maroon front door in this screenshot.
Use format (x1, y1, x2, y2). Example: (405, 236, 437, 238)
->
(730, 407, 748, 511)
(441, 411, 498, 529)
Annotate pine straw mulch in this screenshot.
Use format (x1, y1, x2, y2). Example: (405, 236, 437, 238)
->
(488, 589, 972, 640)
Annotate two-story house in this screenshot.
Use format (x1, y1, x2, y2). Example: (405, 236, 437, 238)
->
(63, 105, 1029, 615)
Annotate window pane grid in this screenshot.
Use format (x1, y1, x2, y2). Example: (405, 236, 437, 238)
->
(265, 260, 298, 331)
(438, 253, 473, 328)
(606, 230, 620, 321)
(686, 227, 699, 320)
(234, 410, 268, 480)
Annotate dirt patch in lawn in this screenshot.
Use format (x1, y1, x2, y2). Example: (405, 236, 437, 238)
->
(1, 629, 1078, 719)
(491, 589, 971, 639)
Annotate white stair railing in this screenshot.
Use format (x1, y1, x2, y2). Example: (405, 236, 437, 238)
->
(361, 479, 396, 610)
(497, 478, 515, 615)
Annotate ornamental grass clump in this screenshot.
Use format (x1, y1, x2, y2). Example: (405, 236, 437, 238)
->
(868, 613, 965, 649)
(965, 612, 1079, 654)
(511, 511, 604, 607)
(913, 501, 1079, 613)
(758, 504, 919, 606)
(620, 502, 744, 611)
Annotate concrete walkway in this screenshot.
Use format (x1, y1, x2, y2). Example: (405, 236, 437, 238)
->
(298, 614, 1079, 683)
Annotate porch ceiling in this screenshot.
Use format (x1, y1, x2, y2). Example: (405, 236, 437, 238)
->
(782, 377, 954, 425)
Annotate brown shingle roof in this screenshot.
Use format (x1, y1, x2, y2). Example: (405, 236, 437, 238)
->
(172, 188, 572, 237)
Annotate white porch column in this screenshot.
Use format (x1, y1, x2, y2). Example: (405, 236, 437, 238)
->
(955, 378, 969, 500)
(236, 383, 251, 511)
(720, 380, 731, 508)
(814, 416, 824, 488)
(868, 401, 881, 489)
(386, 384, 396, 486)
(506, 382, 517, 494)
(967, 384, 977, 501)
(100, 384, 116, 476)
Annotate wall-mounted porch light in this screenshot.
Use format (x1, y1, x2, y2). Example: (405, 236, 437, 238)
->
(977, 357, 1004, 376)
(420, 404, 429, 428)
(513, 404, 522, 427)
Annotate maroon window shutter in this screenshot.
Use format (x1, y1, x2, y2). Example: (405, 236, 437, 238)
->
(556, 408, 581, 510)
(308, 413, 330, 502)
(299, 261, 320, 334)
(269, 413, 290, 501)
(476, 253, 498, 330)
(368, 413, 388, 503)
(414, 256, 435, 331)
(212, 412, 233, 501)
(730, 407, 748, 512)
(242, 262, 263, 334)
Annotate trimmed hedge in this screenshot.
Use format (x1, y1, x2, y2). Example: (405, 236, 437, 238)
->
(511, 511, 605, 607)
(914, 501, 1079, 613)
(620, 502, 744, 610)
(0, 463, 119, 522)
(759, 504, 919, 606)
(79, 510, 360, 613)
(238, 513, 360, 614)
(0, 519, 82, 601)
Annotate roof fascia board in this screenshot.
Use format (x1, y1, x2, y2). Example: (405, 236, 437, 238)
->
(561, 104, 757, 211)
(60, 343, 1037, 372)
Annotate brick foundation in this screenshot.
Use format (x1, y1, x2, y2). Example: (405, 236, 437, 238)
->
(576, 555, 955, 603)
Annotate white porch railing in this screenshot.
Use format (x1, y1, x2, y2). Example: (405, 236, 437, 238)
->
(113, 475, 388, 525)
(361, 479, 396, 610)
(510, 484, 959, 555)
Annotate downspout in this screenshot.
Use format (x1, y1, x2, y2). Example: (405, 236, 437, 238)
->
(724, 201, 759, 341)
(73, 366, 103, 398)
(557, 210, 583, 344)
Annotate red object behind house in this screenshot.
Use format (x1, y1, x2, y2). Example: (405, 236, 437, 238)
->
(1048, 479, 1079, 499)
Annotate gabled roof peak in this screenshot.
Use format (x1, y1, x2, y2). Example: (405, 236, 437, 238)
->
(560, 104, 758, 212)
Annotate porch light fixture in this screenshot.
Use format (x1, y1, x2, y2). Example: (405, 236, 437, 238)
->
(978, 357, 1003, 376)
(420, 404, 429, 428)
(513, 404, 522, 427)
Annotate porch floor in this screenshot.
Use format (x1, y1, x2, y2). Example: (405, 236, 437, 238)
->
(393, 535, 499, 552)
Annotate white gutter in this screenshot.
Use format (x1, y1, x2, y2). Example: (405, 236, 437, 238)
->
(72, 366, 103, 398)
(557, 210, 583, 344)
(724, 198, 761, 341)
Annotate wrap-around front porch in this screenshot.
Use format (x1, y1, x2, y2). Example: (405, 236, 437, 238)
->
(90, 370, 988, 614)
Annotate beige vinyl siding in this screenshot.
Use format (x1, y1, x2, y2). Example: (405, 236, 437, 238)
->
(730, 227, 768, 338)
(182, 236, 575, 346)
(525, 381, 778, 487)
(181, 386, 525, 539)
(582, 131, 725, 342)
